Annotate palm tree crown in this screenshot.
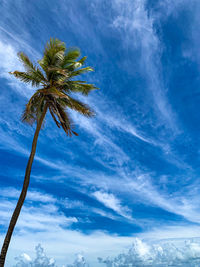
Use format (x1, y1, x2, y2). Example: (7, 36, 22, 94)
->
(11, 38, 98, 135)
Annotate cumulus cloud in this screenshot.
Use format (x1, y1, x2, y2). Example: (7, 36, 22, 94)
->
(13, 244, 56, 267)
(13, 237, 200, 266)
(99, 237, 200, 266)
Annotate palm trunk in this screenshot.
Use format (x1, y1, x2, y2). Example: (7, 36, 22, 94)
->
(0, 105, 47, 267)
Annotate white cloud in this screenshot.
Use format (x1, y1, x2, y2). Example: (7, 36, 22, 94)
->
(139, 225, 200, 240)
(2, 189, 200, 266)
(70, 110, 130, 168)
(0, 37, 34, 97)
(0, 189, 77, 232)
(111, 0, 180, 134)
(99, 236, 200, 266)
(13, 244, 55, 267)
(77, 93, 152, 145)
(1, 128, 199, 227)
(118, 175, 200, 225)
(0, 228, 135, 267)
(9, 227, 200, 266)
(0, 188, 57, 203)
(92, 191, 132, 220)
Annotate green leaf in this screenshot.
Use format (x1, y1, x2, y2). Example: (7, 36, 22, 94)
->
(60, 81, 99, 95)
(10, 71, 43, 87)
(39, 38, 66, 73)
(69, 67, 94, 78)
(57, 95, 94, 117)
(17, 52, 46, 82)
(22, 91, 45, 124)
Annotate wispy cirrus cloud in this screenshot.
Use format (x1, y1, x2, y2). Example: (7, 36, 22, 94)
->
(111, 0, 180, 134)
(0, 188, 77, 232)
(92, 190, 132, 220)
(0, 187, 57, 203)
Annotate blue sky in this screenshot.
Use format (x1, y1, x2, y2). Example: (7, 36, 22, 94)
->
(0, 0, 200, 266)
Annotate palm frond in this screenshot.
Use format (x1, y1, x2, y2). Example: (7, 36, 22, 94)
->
(69, 67, 94, 78)
(58, 95, 94, 117)
(40, 87, 94, 117)
(59, 48, 80, 68)
(59, 52, 86, 73)
(48, 106, 61, 128)
(53, 102, 75, 136)
(38, 87, 67, 98)
(46, 67, 69, 80)
(10, 71, 43, 87)
(77, 56, 87, 66)
(18, 52, 35, 72)
(38, 38, 66, 72)
(59, 81, 99, 95)
(18, 52, 47, 82)
(22, 91, 45, 124)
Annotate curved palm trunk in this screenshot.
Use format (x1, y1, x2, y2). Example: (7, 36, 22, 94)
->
(0, 105, 47, 267)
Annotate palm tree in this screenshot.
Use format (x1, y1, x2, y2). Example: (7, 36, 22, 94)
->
(0, 38, 98, 266)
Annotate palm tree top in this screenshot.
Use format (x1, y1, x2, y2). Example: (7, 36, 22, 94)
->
(10, 38, 99, 136)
